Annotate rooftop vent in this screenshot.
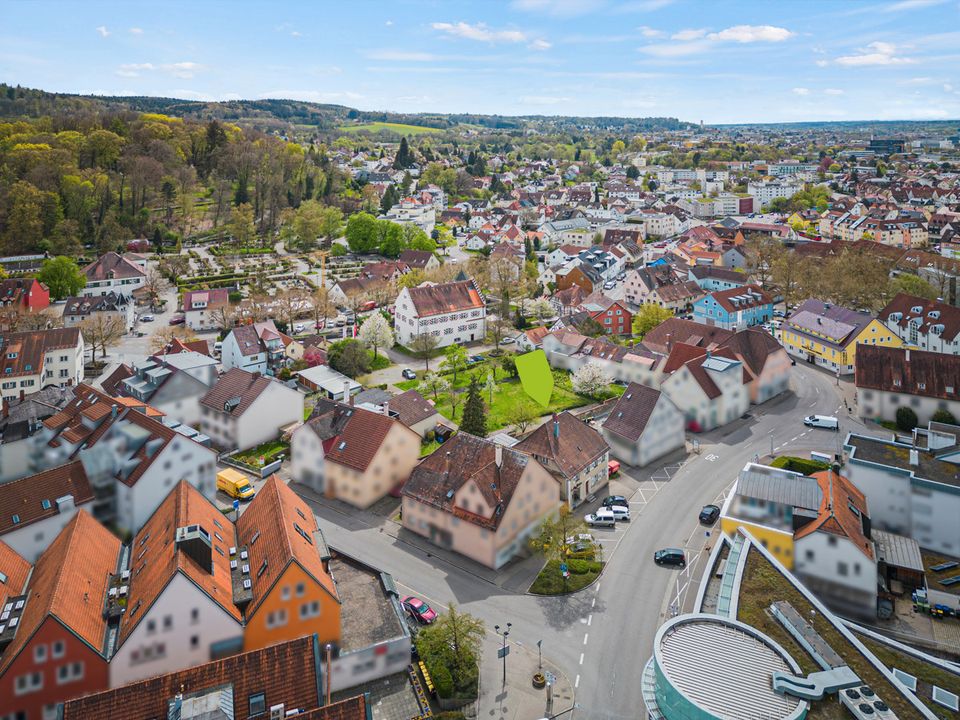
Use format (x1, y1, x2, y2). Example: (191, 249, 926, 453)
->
(175, 524, 213, 574)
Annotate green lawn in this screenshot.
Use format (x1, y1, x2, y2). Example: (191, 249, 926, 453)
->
(368, 351, 391, 371)
(234, 439, 289, 468)
(337, 122, 443, 135)
(529, 559, 603, 595)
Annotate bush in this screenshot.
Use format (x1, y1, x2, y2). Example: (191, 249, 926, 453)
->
(228, 291, 242, 303)
(896, 406, 918, 432)
(330, 243, 348, 257)
(424, 429, 436, 443)
(770, 456, 830, 476)
(566, 558, 603, 574)
(431, 662, 454, 699)
(932, 409, 957, 425)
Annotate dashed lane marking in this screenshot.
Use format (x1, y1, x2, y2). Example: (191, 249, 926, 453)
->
(575, 674, 580, 689)
(579, 653, 585, 665)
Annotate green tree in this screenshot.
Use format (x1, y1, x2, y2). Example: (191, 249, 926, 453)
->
(37, 256, 85, 300)
(345, 212, 380, 254)
(631, 303, 674, 338)
(379, 221, 404, 258)
(409, 331, 440, 370)
(422, 371, 450, 402)
(327, 339, 371, 378)
(896, 406, 918, 432)
(459, 376, 487, 436)
(229, 202, 256, 247)
(889, 273, 938, 300)
(394, 136, 412, 169)
(290, 200, 339, 251)
(441, 344, 468, 385)
(3, 181, 46, 253)
(499, 354, 518, 378)
(529, 506, 592, 591)
(414, 604, 484, 696)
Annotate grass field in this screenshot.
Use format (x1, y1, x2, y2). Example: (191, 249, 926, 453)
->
(337, 122, 444, 135)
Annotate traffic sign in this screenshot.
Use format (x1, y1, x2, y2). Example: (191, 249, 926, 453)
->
(497, 646, 510, 659)
(559, 563, 568, 573)
(544, 671, 556, 686)
(233, 499, 240, 511)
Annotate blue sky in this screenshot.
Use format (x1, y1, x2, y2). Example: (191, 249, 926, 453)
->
(2, 0, 959, 123)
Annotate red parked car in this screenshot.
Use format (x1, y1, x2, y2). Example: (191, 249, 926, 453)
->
(168, 315, 186, 326)
(401, 596, 437, 624)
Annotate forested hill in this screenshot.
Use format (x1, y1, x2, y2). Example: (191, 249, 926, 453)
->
(0, 83, 695, 134)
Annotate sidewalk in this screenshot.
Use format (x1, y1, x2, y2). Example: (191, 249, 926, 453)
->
(474, 632, 575, 720)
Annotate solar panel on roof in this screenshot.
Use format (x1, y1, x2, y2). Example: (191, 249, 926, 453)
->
(939, 575, 960, 586)
(930, 561, 959, 572)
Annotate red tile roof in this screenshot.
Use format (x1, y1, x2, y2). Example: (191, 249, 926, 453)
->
(0, 460, 93, 535)
(236, 476, 339, 618)
(515, 411, 608, 480)
(60, 635, 347, 720)
(0, 539, 30, 608)
(602, 383, 668, 442)
(83, 251, 146, 282)
(406, 280, 484, 317)
(796, 470, 874, 560)
(200, 368, 272, 417)
(305, 400, 398, 472)
(118, 481, 242, 647)
(0, 510, 120, 676)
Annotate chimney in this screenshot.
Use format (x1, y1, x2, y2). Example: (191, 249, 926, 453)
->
(553, 413, 560, 439)
(905, 348, 910, 362)
(55, 494, 75, 513)
(383, 400, 389, 417)
(111, 404, 118, 418)
(495, 443, 503, 468)
(909, 449, 919, 466)
(344, 380, 353, 405)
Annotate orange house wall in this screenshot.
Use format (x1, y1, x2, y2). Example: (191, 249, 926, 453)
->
(243, 562, 341, 652)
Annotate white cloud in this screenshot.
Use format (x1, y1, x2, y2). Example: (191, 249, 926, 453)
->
(511, 0, 604, 17)
(616, 0, 675, 10)
(520, 94, 571, 104)
(290, 30, 302, 37)
(638, 26, 663, 38)
(431, 22, 528, 44)
(366, 50, 438, 61)
(642, 23, 793, 57)
(815, 59, 829, 67)
(529, 38, 552, 50)
(834, 41, 914, 66)
(792, 87, 810, 95)
(96, 26, 110, 38)
(706, 25, 794, 43)
(115, 61, 202, 79)
(129, 27, 143, 35)
(824, 88, 845, 95)
(385, 20, 393, 26)
(884, 0, 947, 11)
(671, 28, 707, 41)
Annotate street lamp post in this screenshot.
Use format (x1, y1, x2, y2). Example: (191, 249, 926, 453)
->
(494, 622, 512, 688)
(537, 639, 542, 670)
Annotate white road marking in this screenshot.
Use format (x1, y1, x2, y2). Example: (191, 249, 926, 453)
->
(579, 653, 585, 665)
(583, 633, 589, 645)
(591, 598, 596, 608)
(595, 583, 600, 592)
(587, 614, 593, 626)
(704, 453, 719, 462)
(575, 674, 580, 688)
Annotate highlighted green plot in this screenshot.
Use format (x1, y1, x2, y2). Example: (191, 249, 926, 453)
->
(516, 350, 554, 407)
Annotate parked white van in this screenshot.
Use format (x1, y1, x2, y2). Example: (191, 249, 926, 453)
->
(804, 415, 839, 430)
(584, 510, 617, 528)
(608, 504, 631, 522)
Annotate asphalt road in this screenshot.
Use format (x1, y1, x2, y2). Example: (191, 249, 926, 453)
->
(304, 362, 867, 719)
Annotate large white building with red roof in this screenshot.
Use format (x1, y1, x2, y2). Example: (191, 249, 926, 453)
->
(393, 278, 486, 349)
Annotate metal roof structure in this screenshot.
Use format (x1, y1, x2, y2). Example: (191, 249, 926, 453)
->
(654, 614, 806, 719)
(737, 463, 823, 511)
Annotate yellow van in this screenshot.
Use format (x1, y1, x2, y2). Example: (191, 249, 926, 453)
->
(217, 468, 255, 500)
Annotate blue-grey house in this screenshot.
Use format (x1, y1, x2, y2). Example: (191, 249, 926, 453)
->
(693, 285, 773, 330)
(688, 265, 752, 293)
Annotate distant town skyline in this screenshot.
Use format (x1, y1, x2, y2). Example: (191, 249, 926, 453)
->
(2, 0, 959, 124)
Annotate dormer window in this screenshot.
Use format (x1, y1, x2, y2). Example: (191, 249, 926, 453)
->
(911, 306, 923, 314)
(928, 310, 940, 320)
(918, 382, 926, 391)
(893, 378, 902, 387)
(6, 353, 16, 360)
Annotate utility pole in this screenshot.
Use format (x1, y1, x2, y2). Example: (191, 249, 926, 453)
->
(537, 639, 542, 670)
(494, 622, 512, 688)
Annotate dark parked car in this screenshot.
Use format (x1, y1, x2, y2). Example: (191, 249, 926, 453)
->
(168, 315, 185, 326)
(699, 504, 720, 525)
(654, 548, 686, 567)
(600, 495, 628, 508)
(401, 368, 417, 380)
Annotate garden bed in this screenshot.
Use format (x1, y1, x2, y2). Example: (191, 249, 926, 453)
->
(233, 439, 289, 468)
(529, 559, 603, 595)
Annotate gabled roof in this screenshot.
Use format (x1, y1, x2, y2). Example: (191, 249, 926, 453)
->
(398, 249, 435, 268)
(0, 459, 93, 535)
(388, 389, 441, 428)
(403, 433, 544, 530)
(236, 476, 338, 618)
(706, 284, 772, 314)
(786, 299, 872, 349)
(0, 327, 81, 378)
(63, 292, 127, 316)
(118, 481, 241, 647)
(200, 368, 272, 417)
(601, 383, 667, 442)
(183, 287, 229, 310)
(60, 635, 355, 720)
(717, 327, 785, 378)
(0, 539, 30, 608)
(878, 292, 960, 343)
(515, 411, 608, 480)
(0, 510, 120, 676)
(405, 279, 484, 317)
(796, 470, 874, 560)
(304, 399, 398, 472)
(98, 363, 133, 395)
(855, 344, 960, 401)
(83, 251, 145, 282)
(642, 318, 734, 355)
